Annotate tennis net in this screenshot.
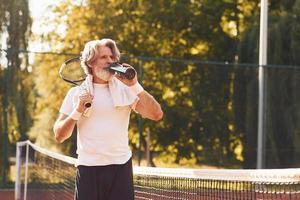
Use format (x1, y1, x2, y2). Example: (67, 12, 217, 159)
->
(15, 141, 300, 200)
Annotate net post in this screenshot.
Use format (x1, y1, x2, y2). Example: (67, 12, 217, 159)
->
(15, 142, 22, 200)
(23, 142, 30, 200)
(146, 131, 151, 166)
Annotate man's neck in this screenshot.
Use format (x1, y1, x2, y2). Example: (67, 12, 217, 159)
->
(93, 76, 109, 84)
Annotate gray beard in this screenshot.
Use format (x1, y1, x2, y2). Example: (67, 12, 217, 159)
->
(95, 68, 113, 81)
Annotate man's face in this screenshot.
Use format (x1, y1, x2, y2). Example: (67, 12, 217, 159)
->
(89, 45, 116, 81)
(91, 45, 115, 69)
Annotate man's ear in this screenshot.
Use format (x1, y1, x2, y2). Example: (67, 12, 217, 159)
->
(85, 62, 93, 74)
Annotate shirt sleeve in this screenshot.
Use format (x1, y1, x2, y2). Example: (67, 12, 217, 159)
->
(59, 87, 78, 116)
(130, 96, 140, 113)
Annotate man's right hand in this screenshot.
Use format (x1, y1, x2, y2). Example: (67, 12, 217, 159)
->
(77, 90, 94, 113)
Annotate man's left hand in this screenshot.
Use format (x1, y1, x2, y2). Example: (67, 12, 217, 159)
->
(115, 63, 137, 86)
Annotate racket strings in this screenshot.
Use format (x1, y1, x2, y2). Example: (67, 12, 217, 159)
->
(60, 58, 87, 85)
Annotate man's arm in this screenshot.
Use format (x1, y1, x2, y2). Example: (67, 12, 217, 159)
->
(114, 63, 163, 121)
(53, 88, 93, 143)
(134, 90, 163, 121)
(53, 114, 77, 143)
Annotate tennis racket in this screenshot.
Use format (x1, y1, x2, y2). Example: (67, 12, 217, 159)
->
(59, 57, 91, 108)
(59, 57, 86, 85)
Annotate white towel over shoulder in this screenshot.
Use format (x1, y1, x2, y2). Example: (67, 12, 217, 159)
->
(80, 75, 139, 117)
(108, 77, 139, 107)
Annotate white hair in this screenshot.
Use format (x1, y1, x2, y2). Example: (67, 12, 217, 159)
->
(80, 38, 120, 74)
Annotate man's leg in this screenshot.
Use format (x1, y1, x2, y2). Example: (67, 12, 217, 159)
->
(107, 159, 134, 200)
(75, 166, 98, 200)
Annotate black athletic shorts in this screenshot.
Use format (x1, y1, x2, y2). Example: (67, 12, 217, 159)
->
(75, 158, 134, 200)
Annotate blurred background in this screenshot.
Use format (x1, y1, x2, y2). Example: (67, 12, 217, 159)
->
(1, 0, 300, 189)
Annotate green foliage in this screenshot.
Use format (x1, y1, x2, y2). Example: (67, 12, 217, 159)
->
(5, 0, 300, 171)
(238, 0, 300, 168)
(29, 0, 255, 168)
(0, 0, 32, 186)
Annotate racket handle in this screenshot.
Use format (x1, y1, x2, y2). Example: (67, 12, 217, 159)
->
(85, 102, 91, 108)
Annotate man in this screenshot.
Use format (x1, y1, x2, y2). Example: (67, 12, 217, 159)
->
(53, 38, 163, 200)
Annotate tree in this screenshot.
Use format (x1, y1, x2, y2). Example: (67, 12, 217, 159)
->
(30, 0, 258, 168)
(238, 0, 300, 168)
(0, 0, 32, 185)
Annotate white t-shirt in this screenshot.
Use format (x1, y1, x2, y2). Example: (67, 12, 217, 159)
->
(59, 83, 136, 166)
